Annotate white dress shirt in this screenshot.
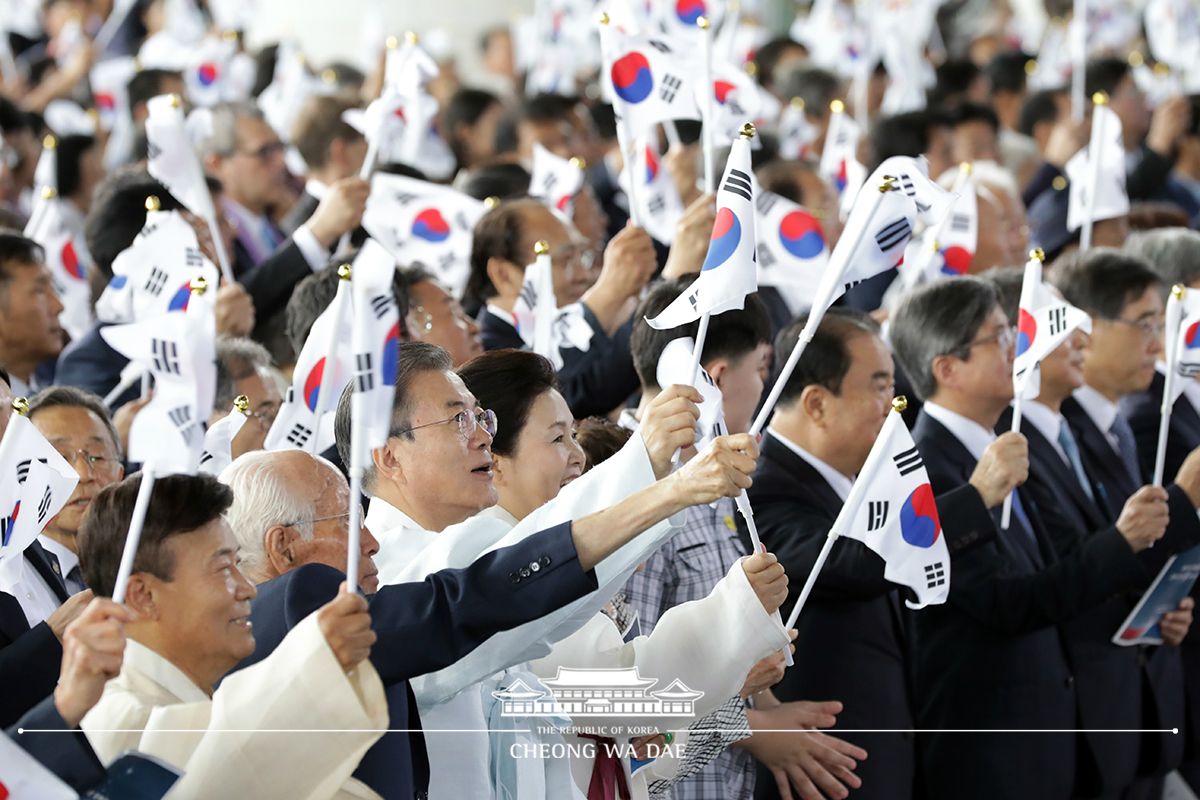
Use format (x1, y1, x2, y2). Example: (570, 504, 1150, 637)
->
(365, 498, 439, 583)
(1072, 383, 1122, 454)
(922, 401, 997, 460)
(767, 428, 854, 501)
(37, 535, 84, 595)
(1020, 400, 1071, 467)
(2, 556, 61, 627)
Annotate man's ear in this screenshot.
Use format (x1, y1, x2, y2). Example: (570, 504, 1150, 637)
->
(930, 353, 958, 393)
(124, 574, 159, 621)
(372, 439, 406, 487)
(264, 525, 296, 577)
(706, 359, 730, 390)
(800, 384, 826, 423)
(328, 136, 346, 172)
(203, 152, 222, 175)
(486, 257, 524, 299)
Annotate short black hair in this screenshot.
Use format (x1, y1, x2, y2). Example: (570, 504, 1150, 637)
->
(457, 349, 559, 457)
(773, 309, 881, 407)
(951, 102, 1000, 134)
(79, 472, 234, 599)
(0, 230, 45, 304)
(1085, 56, 1131, 99)
(631, 277, 772, 391)
(753, 37, 806, 90)
(126, 68, 183, 111)
(1052, 247, 1162, 319)
(575, 416, 632, 471)
(84, 171, 183, 279)
(465, 198, 542, 311)
(55, 134, 97, 199)
(928, 60, 982, 107)
(26, 385, 125, 460)
(457, 162, 531, 202)
(987, 50, 1032, 95)
(444, 88, 501, 167)
(869, 111, 935, 171)
(755, 158, 819, 206)
(1018, 89, 1064, 138)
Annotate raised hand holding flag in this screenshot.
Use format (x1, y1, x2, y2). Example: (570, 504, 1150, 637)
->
(1154, 285, 1200, 485)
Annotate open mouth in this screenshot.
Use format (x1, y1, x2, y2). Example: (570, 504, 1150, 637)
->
(471, 460, 493, 476)
(561, 472, 582, 487)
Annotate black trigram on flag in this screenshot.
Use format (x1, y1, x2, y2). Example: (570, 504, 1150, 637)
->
(370, 294, 392, 320)
(949, 212, 971, 232)
(145, 267, 169, 296)
(518, 280, 537, 310)
(867, 501, 889, 531)
(757, 243, 776, 268)
(438, 252, 458, 271)
(541, 173, 558, 195)
(199, 450, 214, 466)
(875, 218, 912, 252)
(897, 174, 931, 213)
(723, 169, 753, 202)
(843, 279, 863, 293)
(355, 353, 375, 392)
(393, 192, 418, 205)
(893, 445, 923, 476)
(185, 247, 204, 268)
(1047, 306, 1067, 336)
(924, 561, 946, 588)
(647, 194, 666, 215)
(1179, 360, 1200, 380)
(16, 459, 30, 484)
(659, 75, 683, 103)
(285, 423, 313, 448)
(36, 485, 52, 524)
(687, 289, 700, 310)
(755, 193, 777, 215)
(146, 141, 162, 160)
(647, 40, 671, 54)
(152, 338, 182, 375)
(168, 406, 195, 444)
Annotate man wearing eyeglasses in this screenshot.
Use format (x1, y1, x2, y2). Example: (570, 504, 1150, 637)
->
(211, 337, 281, 458)
(890, 276, 1171, 800)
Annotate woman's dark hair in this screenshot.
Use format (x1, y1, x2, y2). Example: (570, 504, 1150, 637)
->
(575, 416, 632, 472)
(457, 349, 560, 457)
(444, 88, 501, 169)
(55, 134, 97, 199)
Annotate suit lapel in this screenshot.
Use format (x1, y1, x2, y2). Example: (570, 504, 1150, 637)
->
(1023, 423, 1108, 531)
(762, 434, 844, 519)
(26, 541, 69, 604)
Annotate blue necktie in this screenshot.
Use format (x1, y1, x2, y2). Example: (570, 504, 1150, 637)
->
(1058, 420, 1095, 502)
(1109, 413, 1142, 485)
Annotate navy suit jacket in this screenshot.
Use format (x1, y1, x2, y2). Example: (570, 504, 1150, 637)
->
(909, 410, 1148, 800)
(743, 432, 994, 800)
(235, 521, 597, 800)
(8, 695, 107, 793)
(0, 542, 69, 728)
(478, 306, 640, 418)
(1122, 370, 1200, 489)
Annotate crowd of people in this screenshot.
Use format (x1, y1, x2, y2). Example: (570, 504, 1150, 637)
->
(2, 0, 1200, 798)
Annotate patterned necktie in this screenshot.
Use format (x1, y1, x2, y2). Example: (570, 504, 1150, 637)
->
(1058, 420, 1095, 502)
(1109, 413, 1142, 485)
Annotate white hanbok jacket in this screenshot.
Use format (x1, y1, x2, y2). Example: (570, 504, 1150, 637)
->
(81, 611, 388, 800)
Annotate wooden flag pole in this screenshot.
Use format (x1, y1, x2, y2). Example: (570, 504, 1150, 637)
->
(1154, 285, 1186, 487)
(309, 265, 353, 454)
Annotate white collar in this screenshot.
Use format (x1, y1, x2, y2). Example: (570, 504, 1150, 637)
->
(923, 401, 996, 461)
(1021, 400, 1069, 465)
(478, 504, 522, 527)
(1072, 383, 1120, 434)
(37, 535, 79, 577)
(767, 428, 853, 501)
(304, 179, 329, 201)
(485, 303, 515, 328)
(363, 496, 418, 538)
(122, 638, 212, 704)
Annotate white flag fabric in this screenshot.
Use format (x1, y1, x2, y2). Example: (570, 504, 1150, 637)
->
(0, 732, 78, 800)
(699, 59, 763, 145)
(1164, 291, 1200, 404)
(183, 35, 239, 107)
(199, 406, 249, 477)
(617, 129, 685, 244)
(93, 210, 219, 325)
(839, 409, 951, 609)
(529, 142, 586, 217)
(25, 198, 94, 341)
(0, 416, 80, 586)
(512, 252, 558, 359)
(145, 94, 216, 222)
(819, 108, 866, 217)
(777, 99, 818, 160)
(656, 336, 727, 451)
(90, 56, 139, 168)
(901, 172, 978, 287)
(362, 173, 488, 298)
(754, 190, 830, 317)
(808, 156, 952, 322)
(599, 25, 702, 137)
(258, 40, 331, 144)
(265, 279, 354, 455)
(1066, 104, 1129, 232)
(1013, 261, 1092, 399)
(349, 241, 402, 466)
(658, 0, 727, 37)
(646, 135, 757, 329)
(207, 0, 257, 32)
(1145, 0, 1200, 75)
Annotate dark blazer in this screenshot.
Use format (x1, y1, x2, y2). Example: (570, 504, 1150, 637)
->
(55, 322, 137, 409)
(744, 432, 994, 800)
(8, 695, 107, 793)
(1122, 371, 1200, 489)
(235, 521, 598, 800)
(478, 306, 640, 418)
(236, 238, 317, 325)
(1062, 397, 1200, 777)
(0, 543, 70, 728)
(280, 190, 321, 237)
(1000, 408, 1145, 795)
(909, 410, 1147, 800)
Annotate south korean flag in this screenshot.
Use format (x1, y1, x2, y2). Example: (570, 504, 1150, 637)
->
(617, 128, 684, 244)
(529, 142, 586, 218)
(362, 173, 488, 298)
(698, 59, 763, 145)
(1166, 290, 1200, 404)
(349, 241, 402, 464)
(1066, 103, 1130, 233)
(656, 336, 727, 453)
(1012, 255, 1092, 400)
(754, 190, 829, 317)
(600, 25, 702, 138)
(818, 107, 866, 218)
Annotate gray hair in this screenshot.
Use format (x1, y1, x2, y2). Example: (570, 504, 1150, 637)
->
(196, 101, 265, 161)
(214, 335, 274, 413)
(890, 276, 1001, 400)
(26, 385, 124, 460)
(775, 63, 842, 118)
(219, 450, 339, 582)
(1123, 228, 1200, 301)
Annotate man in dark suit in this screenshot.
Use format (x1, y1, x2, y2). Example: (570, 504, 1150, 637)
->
(890, 276, 1172, 800)
(1053, 249, 1200, 795)
(746, 309, 1000, 800)
(279, 94, 369, 239)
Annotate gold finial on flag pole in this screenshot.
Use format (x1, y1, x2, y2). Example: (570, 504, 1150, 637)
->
(740, 123, 756, 139)
(1092, 91, 1109, 105)
(535, 240, 550, 256)
(1029, 248, 1045, 262)
(145, 195, 160, 211)
(190, 277, 208, 294)
(892, 396, 908, 413)
(234, 395, 250, 414)
(12, 397, 29, 415)
(1173, 284, 1187, 300)
(337, 263, 352, 280)
(830, 99, 844, 113)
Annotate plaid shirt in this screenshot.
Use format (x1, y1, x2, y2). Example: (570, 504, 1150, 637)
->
(623, 496, 757, 800)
